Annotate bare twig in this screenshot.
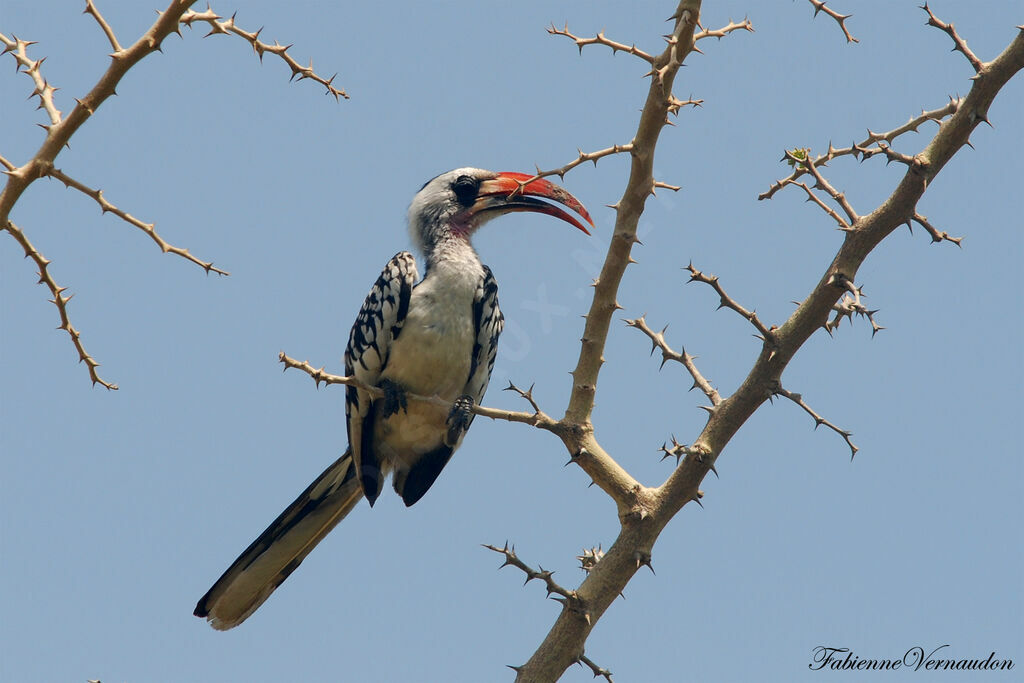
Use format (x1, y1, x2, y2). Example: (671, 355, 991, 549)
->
(771, 382, 858, 458)
(921, 3, 983, 73)
(624, 315, 721, 406)
(787, 149, 859, 225)
(84, 0, 123, 52)
(783, 179, 851, 230)
(506, 144, 634, 196)
(875, 141, 919, 168)
(760, 98, 961, 200)
(824, 275, 884, 336)
(910, 212, 963, 246)
(483, 543, 578, 602)
(278, 352, 559, 430)
(684, 264, 775, 341)
(577, 653, 614, 682)
(666, 94, 703, 115)
(179, 8, 348, 100)
(576, 546, 605, 574)
(548, 24, 654, 63)
(694, 18, 754, 43)
(3, 2, 345, 388)
(0, 32, 63, 126)
(807, 0, 859, 44)
(3, 220, 116, 389)
(46, 167, 229, 275)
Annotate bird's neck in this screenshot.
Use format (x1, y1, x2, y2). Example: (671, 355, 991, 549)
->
(423, 232, 483, 277)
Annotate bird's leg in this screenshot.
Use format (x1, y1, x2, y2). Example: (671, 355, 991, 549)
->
(445, 394, 475, 447)
(377, 378, 409, 419)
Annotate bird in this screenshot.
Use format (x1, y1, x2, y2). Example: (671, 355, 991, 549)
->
(194, 167, 593, 630)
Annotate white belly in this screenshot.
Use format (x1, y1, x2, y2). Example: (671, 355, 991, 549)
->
(375, 271, 479, 468)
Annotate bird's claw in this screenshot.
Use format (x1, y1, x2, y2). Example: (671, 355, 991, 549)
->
(378, 379, 409, 419)
(445, 394, 475, 446)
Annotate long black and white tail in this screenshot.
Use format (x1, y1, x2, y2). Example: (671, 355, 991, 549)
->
(194, 450, 362, 630)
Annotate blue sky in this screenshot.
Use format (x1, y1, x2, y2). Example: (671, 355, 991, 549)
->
(2, 2, 1021, 681)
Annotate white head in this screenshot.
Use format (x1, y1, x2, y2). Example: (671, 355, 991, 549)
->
(407, 167, 593, 257)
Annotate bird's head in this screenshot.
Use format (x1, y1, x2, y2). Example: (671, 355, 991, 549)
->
(408, 167, 593, 254)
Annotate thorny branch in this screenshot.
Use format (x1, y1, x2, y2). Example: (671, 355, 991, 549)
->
(514, 3, 713, 679)
(278, 353, 560, 431)
(771, 383, 858, 458)
(511, 5, 1022, 681)
(547, 24, 654, 63)
(483, 543, 578, 602)
(0, 32, 62, 126)
(624, 315, 721, 406)
(807, 0, 859, 44)
(179, 7, 348, 100)
(921, 2, 983, 73)
(46, 167, 229, 275)
(576, 654, 614, 682)
(657, 435, 706, 473)
(760, 98, 961, 200)
(84, 0, 122, 52)
(824, 275, 884, 336)
(786, 149, 859, 225)
(910, 212, 962, 246)
(693, 18, 754, 44)
(3, 220, 117, 390)
(525, 144, 634, 185)
(2, 1, 343, 389)
(785, 179, 852, 230)
(684, 263, 775, 342)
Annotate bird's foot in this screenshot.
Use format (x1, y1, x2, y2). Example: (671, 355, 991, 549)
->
(378, 379, 409, 419)
(445, 394, 475, 446)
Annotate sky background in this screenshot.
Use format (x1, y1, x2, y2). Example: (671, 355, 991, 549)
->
(2, 2, 1021, 681)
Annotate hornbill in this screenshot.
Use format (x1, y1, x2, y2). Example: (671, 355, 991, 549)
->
(194, 167, 593, 629)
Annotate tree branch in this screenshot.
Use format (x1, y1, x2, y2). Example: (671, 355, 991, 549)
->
(179, 8, 348, 100)
(46, 167, 228, 275)
(3, 219, 116, 389)
(518, 143, 635, 188)
(277, 353, 561, 431)
(693, 18, 754, 43)
(760, 98, 961, 200)
(789, 149, 860, 225)
(577, 653, 614, 682)
(771, 382, 858, 458)
(910, 212, 962, 246)
(921, 3, 983, 73)
(517, 3, 709, 680)
(658, 14, 1024, 518)
(624, 315, 721, 406)
(0, 32, 63, 126)
(807, 0, 859, 44)
(548, 24, 654, 63)
(824, 275, 884, 336)
(483, 543, 578, 602)
(2, 1, 201, 389)
(684, 263, 776, 342)
(83, 0, 123, 52)
(3, 2, 343, 388)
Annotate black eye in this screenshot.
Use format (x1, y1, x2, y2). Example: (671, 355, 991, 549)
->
(452, 175, 479, 207)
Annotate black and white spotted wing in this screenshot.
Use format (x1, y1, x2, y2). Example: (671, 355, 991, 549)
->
(465, 265, 504, 415)
(343, 252, 418, 496)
